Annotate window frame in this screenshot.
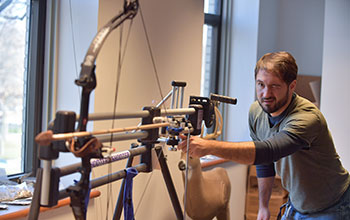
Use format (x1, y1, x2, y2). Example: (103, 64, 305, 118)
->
(18, 0, 47, 177)
(203, 1, 223, 96)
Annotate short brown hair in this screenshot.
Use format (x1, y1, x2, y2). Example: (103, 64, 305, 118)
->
(255, 51, 298, 85)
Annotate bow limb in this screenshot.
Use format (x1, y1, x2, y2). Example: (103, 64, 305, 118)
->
(75, 0, 139, 132)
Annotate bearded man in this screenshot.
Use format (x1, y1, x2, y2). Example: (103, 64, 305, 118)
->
(179, 51, 350, 220)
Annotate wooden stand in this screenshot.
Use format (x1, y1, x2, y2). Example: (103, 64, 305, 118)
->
(0, 190, 100, 220)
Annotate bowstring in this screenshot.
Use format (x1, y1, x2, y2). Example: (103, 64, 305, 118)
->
(68, 0, 81, 101)
(134, 4, 183, 217)
(105, 16, 135, 219)
(105, 23, 123, 219)
(132, 5, 166, 216)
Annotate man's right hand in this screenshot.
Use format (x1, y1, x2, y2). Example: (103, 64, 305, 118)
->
(256, 176, 275, 220)
(257, 207, 270, 220)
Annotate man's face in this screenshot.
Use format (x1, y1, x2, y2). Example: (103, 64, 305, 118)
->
(256, 69, 295, 116)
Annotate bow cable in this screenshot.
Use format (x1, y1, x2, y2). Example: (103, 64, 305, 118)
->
(139, 5, 167, 109)
(183, 132, 191, 220)
(106, 19, 135, 219)
(132, 5, 177, 216)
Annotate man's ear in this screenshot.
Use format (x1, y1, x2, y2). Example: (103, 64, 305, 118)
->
(289, 80, 297, 92)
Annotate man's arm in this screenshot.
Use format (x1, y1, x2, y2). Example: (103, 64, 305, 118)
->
(257, 176, 275, 220)
(178, 129, 307, 166)
(177, 135, 256, 164)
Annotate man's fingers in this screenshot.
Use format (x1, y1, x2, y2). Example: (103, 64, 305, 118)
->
(178, 133, 187, 140)
(178, 141, 184, 150)
(177, 140, 186, 151)
(177, 134, 191, 151)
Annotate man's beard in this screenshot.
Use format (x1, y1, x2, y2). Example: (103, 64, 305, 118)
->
(258, 89, 290, 114)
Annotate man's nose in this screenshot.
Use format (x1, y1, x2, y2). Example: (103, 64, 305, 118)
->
(262, 87, 273, 97)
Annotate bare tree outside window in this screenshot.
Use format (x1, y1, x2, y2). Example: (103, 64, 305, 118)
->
(0, 0, 29, 175)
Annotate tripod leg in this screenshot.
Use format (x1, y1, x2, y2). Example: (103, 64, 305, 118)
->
(28, 168, 43, 220)
(155, 146, 183, 220)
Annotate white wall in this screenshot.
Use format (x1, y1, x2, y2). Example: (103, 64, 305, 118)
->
(320, 0, 350, 170)
(277, 0, 325, 76)
(257, 0, 279, 58)
(258, 0, 325, 77)
(224, 1, 261, 218)
(226, 0, 259, 142)
(55, 0, 98, 112)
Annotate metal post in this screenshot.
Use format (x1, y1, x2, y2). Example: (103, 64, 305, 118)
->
(155, 146, 183, 220)
(40, 160, 52, 206)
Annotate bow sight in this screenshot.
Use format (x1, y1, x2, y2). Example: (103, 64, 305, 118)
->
(164, 81, 237, 149)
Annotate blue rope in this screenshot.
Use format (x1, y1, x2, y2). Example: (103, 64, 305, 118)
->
(123, 167, 139, 220)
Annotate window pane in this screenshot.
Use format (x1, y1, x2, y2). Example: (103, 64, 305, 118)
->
(0, 0, 30, 175)
(204, 0, 221, 15)
(201, 24, 218, 97)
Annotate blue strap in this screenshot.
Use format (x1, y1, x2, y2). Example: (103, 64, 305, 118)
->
(124, 167, 139, 220)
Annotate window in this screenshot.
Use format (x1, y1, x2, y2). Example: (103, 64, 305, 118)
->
(200, 0, 222, 97)
(0, 0, 46, 176)
(199, 0, 223, 140)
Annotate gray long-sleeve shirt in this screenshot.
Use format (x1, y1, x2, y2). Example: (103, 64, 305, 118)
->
(249, 93, 350, 213)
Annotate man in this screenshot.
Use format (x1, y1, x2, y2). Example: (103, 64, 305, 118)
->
(178, 51, 350, 219)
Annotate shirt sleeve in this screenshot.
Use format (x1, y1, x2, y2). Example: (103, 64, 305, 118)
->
(253, 130, 307, 165)
(282, 111, 321, 146)
(256, 163, 276, 178)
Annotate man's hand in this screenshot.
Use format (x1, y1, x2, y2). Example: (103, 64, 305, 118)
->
(257, 207, 270, 220)
(177, 134, 256, 164)
(177, 134, 210, 158)
(256, 176, 274, 220)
